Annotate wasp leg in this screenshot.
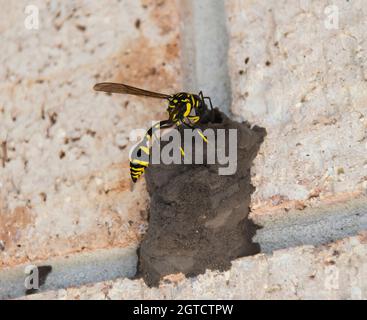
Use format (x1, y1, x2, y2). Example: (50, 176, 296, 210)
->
(199, 91, 215, 123)
(179, 123, 208, 163)
(159, 120, 175, 129)
(204, 96, 215, 123)
(150, 119, 174, 141)
(182, 122, 208, 144)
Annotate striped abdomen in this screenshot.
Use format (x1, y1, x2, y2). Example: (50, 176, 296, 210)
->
(130, 120, 173, 183)
(130, 143, 150, 182)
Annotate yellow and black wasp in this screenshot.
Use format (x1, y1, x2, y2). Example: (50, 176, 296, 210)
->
(93, 82, 214, 183)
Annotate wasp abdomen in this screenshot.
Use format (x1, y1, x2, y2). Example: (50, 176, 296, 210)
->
(130, 140, 150, 182)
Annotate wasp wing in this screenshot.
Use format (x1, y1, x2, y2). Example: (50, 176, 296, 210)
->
(93, 82, 170, 99)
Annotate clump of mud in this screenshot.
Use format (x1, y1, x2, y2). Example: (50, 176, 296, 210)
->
(138, 110, 266, 287)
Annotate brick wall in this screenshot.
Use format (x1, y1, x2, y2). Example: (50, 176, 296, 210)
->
(0, 0, 366, 299)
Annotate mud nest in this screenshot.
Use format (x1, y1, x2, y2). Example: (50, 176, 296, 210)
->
(137, 109, 266, 286)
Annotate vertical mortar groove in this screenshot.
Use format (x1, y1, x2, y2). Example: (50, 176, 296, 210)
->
(180, 0, 232, 114)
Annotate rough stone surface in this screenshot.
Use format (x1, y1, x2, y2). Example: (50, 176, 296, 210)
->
(0, 0, 181, 267)
(225, 0, 367, 217)
(23, 233, 367, 300)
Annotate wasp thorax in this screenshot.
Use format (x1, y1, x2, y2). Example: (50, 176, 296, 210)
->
(167, 92, 202, 123)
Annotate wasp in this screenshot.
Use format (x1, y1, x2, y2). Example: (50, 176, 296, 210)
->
(93, 82, 214, 183)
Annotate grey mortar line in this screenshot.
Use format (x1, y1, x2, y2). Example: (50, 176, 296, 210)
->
(254, 197, 367, 253)
(0, 246, 137, 300)
(180, 0, 232, 114)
